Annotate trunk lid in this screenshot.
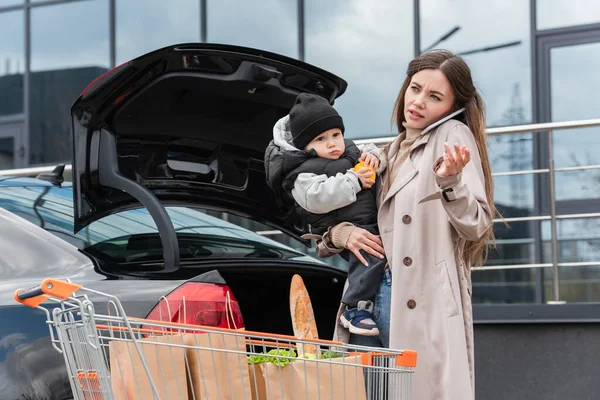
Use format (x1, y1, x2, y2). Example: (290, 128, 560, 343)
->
(70, 43, 347, 271)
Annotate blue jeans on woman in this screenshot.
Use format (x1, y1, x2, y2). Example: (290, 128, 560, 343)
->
(348, 268, 392, 348)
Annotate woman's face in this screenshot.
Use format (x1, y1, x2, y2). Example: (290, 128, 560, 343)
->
(403, 68, 456, 130)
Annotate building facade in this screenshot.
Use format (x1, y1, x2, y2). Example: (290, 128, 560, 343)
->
(1, 0, 600, 307)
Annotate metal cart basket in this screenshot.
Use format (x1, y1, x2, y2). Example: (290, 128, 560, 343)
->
(15, 278, 417, 400)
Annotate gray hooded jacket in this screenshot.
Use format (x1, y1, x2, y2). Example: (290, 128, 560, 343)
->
(264, 115, 386, 234)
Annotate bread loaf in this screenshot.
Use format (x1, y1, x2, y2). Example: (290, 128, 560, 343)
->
(290, 274, 320, 356)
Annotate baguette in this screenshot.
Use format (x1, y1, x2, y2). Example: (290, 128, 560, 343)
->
(289, 274, 320, 357)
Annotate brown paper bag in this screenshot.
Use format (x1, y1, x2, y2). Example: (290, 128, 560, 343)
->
(261, 355, 367, 400)
(248, 364, 267, 400)
(110, 335, 189, 400)
(184, 332, 253, 400)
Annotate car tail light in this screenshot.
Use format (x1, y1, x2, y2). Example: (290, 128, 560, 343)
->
(144, 282, 245, 332)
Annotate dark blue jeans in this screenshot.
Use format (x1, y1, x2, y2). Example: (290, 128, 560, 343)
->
(348, 268, 392, 348)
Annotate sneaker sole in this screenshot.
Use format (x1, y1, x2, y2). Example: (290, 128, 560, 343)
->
(340, 315, 380, 337)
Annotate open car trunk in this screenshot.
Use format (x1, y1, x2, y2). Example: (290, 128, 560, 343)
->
(219, 264, 345, 338)
(70, 43, 347, 273)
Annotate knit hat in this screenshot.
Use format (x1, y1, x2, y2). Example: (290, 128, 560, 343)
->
(289, 93, 345, 150)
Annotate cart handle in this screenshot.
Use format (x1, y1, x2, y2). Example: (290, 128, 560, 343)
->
(14, 278, 82, 308)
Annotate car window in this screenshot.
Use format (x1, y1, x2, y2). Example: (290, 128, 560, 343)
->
(0, 185, 320, 264)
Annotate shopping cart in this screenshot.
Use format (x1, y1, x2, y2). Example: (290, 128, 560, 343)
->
(15, 278, 417, 400)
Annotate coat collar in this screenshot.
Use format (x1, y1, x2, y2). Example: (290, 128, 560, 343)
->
(379, 108, 466, 206)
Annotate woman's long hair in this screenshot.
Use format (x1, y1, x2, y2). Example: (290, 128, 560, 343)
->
(389, 50, 496, 266)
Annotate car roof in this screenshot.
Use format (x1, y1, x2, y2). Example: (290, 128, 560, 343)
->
(0, 176, 73, 188)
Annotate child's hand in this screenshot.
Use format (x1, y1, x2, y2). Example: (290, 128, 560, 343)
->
(360, 153, 380, 170)
(355, 167, 376, 189)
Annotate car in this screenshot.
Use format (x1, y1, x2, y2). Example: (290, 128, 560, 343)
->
(0, 43, 349, 400)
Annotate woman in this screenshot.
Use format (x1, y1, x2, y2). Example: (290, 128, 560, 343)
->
(317, 50, 495, 399)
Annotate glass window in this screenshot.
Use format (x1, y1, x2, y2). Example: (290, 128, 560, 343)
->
(551, 42, 600, 165)
(116, 0, 201, 64)
(0, 10, 24, 116)
(0, 185, 318, 264)
(30, 0, 110, 165)
(0, 1, 23, 7)
(420, 0, 532, 127)
(541, 218, 600, 302)
(489, 221, 540, 267)
(206, 211, 348, 271)
(550, 42, 600, 205)
(305, 0, 413, 139)
(0, 137, 14, 169)
(474, 221, 542, 304)
(537, 0, 600, 30)
(555, 170, 600, 202)
(472, 268, 537, 304)
(207, 0, 298, 58)
(494, 173, 539, 218)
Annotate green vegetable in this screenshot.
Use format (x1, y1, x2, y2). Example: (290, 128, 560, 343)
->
(319, 351, 344, 359)
(266, 349, 297, 367)
(247, 354, 266, 365)
(247, 349, 298, 367)
(247, 349, 345, 366)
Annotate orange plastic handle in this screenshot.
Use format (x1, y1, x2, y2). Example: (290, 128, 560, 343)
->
(14, 278, 82, 307)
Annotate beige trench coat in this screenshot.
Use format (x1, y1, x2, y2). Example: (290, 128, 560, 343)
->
(328, 111, 492, 400)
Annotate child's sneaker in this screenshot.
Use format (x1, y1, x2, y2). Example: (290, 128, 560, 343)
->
(339, 300, 380, 337)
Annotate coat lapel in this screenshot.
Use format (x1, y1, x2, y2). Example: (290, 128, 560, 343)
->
(379, 135, 418, 207)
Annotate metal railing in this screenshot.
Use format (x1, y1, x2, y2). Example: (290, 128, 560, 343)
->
(1, 117, 600, 302)
(358, 117, 600, 303)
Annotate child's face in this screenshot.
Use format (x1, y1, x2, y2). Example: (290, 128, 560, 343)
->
(304, 128, 345, 160)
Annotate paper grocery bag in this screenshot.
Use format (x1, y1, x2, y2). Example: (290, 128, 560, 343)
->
(109, 335, 189, 400)
(184, 332, 253, 400)
(248, 364, 267, 400)
(261, 355, 367, 400)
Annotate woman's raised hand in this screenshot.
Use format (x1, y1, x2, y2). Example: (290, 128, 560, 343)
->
(436, 142, 471, 177)
(345, 227, 385, 266)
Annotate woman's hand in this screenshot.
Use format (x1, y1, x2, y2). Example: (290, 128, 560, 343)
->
(436, 142, 471, 177)
(346, 227, 385, 266)
(359, 152, 380, 170)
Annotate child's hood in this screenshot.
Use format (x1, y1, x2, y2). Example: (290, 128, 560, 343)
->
(272, 114, 301, 151)
(264, 114, 314, 195)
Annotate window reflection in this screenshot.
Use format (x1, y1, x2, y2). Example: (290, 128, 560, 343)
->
(473, 221, 540, 304)
(472, 269, 537, 304)
(537, 0, 600, 30)
(540, 218, 600, 302)
(494, 173, 538, 218)
(0, 10, 24, 116)
(30, 0, 109, 165)
(550, 43, 600, 204)
(555, 170, 600, 202)
(489, 221, 539, 267)
(305, 0, 413, 139)
(0, 1, 22, 6)
(116, 0, 200, 64)
(0, 138, 14, 169)
(542, 219, 600, 264)
(207, 0, 298, 58)
(419, 0, 532, 126)
(0, 185, 309, 259)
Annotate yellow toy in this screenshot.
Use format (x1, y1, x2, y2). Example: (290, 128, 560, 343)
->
(353, 161, 376, 180)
